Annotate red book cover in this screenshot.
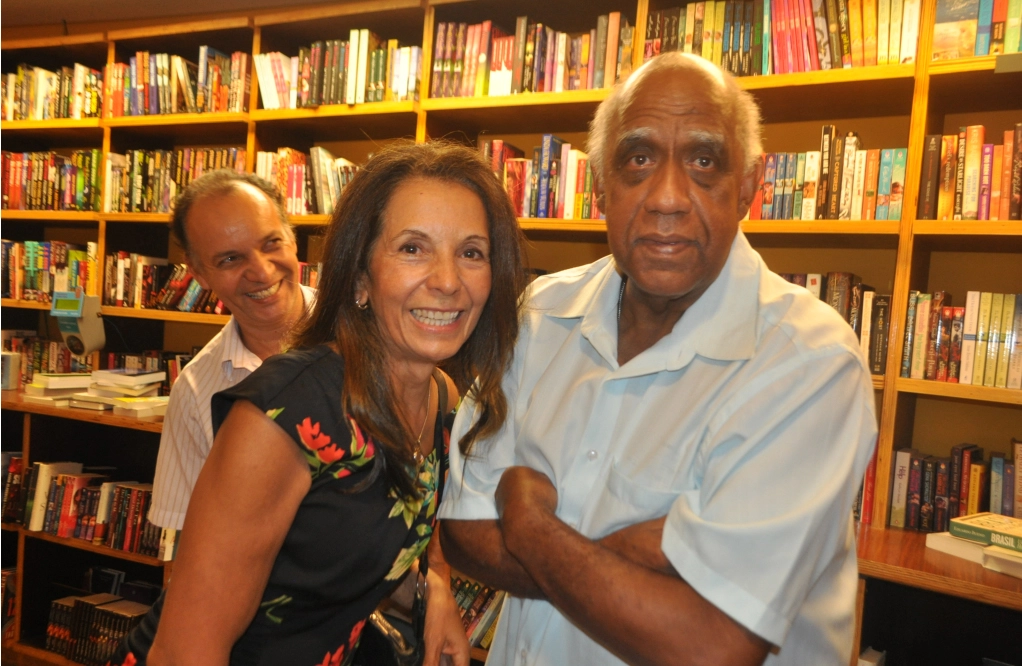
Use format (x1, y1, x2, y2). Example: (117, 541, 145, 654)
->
(860, 446, 877, 524)
(121, 487, 140, 551)
(958, 446, 980, 515)
(772, 0, 789, 73)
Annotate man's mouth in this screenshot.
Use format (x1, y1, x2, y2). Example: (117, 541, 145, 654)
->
(411, 309, 461, 326)
(246, 280, 282, 300)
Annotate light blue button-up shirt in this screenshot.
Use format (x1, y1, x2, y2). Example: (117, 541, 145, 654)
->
(440, 231, 878, 665)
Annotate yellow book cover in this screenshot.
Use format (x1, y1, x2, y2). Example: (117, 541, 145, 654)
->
(848, 0, 865, 66)
(967, 463, 984, 515)
(712, 1, 726, 66)
(982, 293, 1004, 387)
(702, 1, 716, 61)
(384, 39, 398, 101)
(972, 292, 993, 385)
(994, 294, 1016, 388)
(863, 0, 878, 65)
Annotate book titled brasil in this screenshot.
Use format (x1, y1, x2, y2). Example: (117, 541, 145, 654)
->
(948, 512, 1022, 554)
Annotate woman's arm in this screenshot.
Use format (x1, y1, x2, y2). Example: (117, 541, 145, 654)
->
(423, 530, 470, 666)
(148, 400, 311, 666)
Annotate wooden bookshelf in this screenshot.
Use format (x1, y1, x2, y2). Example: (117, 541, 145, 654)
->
(2, 0, 1020, 662)
(20, 528, 166, 568)
(856, 525, 1022, 611)
(1, 391, 164, 433)
(99, 306, 231, 326)
(895, 378, 1022, 406)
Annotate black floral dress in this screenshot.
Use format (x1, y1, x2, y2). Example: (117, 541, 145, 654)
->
(112, 345, 449, 666)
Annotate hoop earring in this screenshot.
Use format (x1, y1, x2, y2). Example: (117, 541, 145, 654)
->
(356, 298, 368, 311)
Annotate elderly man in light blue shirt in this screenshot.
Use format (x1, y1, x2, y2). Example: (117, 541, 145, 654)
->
(439, 52, 878, 666)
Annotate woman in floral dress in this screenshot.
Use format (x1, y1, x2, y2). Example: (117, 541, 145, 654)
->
(114, 141, 527, 666)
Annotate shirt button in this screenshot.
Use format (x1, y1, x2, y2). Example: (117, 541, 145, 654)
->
(520, 648, 528, 662)
(587, 450, 599, 461)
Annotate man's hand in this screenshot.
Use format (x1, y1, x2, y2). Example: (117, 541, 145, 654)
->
(495, 466, 558, 555)
(597, 517, 677, 576)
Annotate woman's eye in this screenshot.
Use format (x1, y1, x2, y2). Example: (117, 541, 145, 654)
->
(463, 248, 487, 260)
(400, 244, 419, 254)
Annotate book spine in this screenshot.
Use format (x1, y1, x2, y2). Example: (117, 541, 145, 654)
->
(899, 290, 918, 377)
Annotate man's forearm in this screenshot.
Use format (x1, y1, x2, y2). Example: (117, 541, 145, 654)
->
(439, 520, 545, 600)
(505, 511, 769, 666)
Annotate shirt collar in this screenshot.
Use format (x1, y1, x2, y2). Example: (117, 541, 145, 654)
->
(220, 283, 317, 380)
(545, 231, 761, 373)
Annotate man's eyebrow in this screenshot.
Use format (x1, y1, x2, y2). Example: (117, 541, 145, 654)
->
(614, 128, 656, 153)
(686, 130, 728, 150)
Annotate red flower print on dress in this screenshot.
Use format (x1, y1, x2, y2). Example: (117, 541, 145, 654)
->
(349, 618, 367, 648)
(316, 643, 345, 666)
(296, 418, 345, 464)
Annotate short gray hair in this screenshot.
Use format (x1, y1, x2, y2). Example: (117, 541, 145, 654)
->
(588, 52, 763, 186)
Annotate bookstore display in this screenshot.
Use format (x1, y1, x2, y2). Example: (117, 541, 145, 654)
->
(2, 0, 1021, 663)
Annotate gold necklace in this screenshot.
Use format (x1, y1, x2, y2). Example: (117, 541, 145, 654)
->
(411, 377, 433, 465)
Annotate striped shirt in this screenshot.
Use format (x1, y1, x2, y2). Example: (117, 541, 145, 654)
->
(148, 284, 315, 530)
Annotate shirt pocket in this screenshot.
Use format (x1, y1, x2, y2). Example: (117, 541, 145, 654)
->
(584, 461, 680, 539)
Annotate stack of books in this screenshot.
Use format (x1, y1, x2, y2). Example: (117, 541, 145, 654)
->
(45, 592, 151, 665)
(926, 513, 1022, 580)
(21, 373, 93, 408)
(73, 369, 169, 417)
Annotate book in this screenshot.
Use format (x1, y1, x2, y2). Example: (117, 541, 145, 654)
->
(32, 373, 92, 389)
(27, 462, 82, 531)
(933, 0, 980, 59)
(899, 289, 919, 377)
(889, 447, 915, 528)
(925, 530, 987, 562)
(972, 291, 994, 385)
(949, 512, 1022, 553)
(959, 291, 981, 385)
(994, 292, 1017, 387)
(90, 368, 166, 388)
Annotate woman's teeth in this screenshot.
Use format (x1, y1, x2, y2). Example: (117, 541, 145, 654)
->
(412, 309, 460, 326)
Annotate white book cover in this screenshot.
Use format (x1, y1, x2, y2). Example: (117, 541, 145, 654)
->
(72, 63, 86, 119)
(925, 531, 985, 563)
(806, 274, 824, 299)
(95, 480, 122, 527)
(289, 56, 299, 109)
(684, 5, 696, 54)
(899, 0, 920, 64)
(983, 545, 1022, 579)
(851, 150, 868, 220)
(959, 290, 981, 385)
(356, 29, 372, 104)
(28, 461, 83, 531)
(889, 448, 914, 528)
(888, 0, 904, 66)
(347, 29, 361, 104)
(859, 290, 875, 361)
(840, 136, 860, 219)
(5, 73, 15, 120)
(801, 151, 821, 220)
(877, 0, 891, 65)
(562, 150, 582, 220)
(995, 293, 1017, 388)
(555, 32, 568, 93)
(910, 294, 930, 379)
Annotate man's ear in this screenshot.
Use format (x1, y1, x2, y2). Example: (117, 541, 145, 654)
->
(736, 155, 764, 220)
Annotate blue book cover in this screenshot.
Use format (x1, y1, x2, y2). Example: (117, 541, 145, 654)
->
(990, 454, 1005, 514)
(975, 0, 994, 55)
(762, 0, 772, 74)
(783, 152, 798, 219)
(129, 57, 138, 116)
(722, 2, 733, 71)
(762, 153, 777, 219)
(774, 152, 788, 220)
(1003, 463, 1015, 516)
(148, 54, 159, 116)
(537, 134, 564, 218)
(874, 149, 894, 220)
(888, 148, 908, 221)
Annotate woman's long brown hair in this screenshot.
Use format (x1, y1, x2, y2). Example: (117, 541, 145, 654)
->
(292, 140, 528, 497)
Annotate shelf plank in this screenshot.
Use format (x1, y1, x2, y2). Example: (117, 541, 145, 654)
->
(103, 212, 171, 223)
(1, 391, 165, 433)
(519, 219, 607, 233)
(21, 527, 166, 567)
(0, 299, 51, 310)
(856, 524, 1022, 611)
(100, 306, 231, 326)
(471, 646, 488, 662)
(0, 210, 99, 222)
(107, 16, 251, 41)
(740, 63, 916, 89)
(1, 522, 18, 532)
(741, 220, 901, 234)
(252, 101, 416, 120)
(927, 56, 997, 76)
(422, 88, 609, 111)
(912, 220, 1022, 236)
(896, 378, 1022, 405)
(1, 33, 106, 50)
(0, 118, 101, 131)
(103, 112, 249, 128)
(8, 641, 75, 666)
(254, 0, 421, 26)
(289, 214, 330, 226)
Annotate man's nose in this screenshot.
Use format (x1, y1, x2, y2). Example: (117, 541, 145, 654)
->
(645, 160, 692, 217)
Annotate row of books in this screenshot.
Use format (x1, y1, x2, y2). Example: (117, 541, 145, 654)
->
(777, 272, 890, 374)
(1, 239, 99, 302)
(450, 576, 505, 649)
(483, 135, 603, 220)
(641, 0, 921, 78)
(2, 149, 102, 212)
(748, 126, 906, 222)
(255, 32, 422, 109)
(46, 592, 152, 666)
(0, 458, 174, 559)
(918, 124, 1022, 221)
(431, 13, 633, 99)
(932, 0, 1022, 59)
(104, 147, 247, 214)
(101, 256, 226, 316)
(901, 291, 1022, 390)
(890, 439, 1022, 533)
(1, 62, 103, 121)
(2, 332, 94, 387)
(105, 47, 251, 117)
(254, 146, 360, 216)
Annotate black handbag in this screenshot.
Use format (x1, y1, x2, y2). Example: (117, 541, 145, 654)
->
(354, 371, 449, 666)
